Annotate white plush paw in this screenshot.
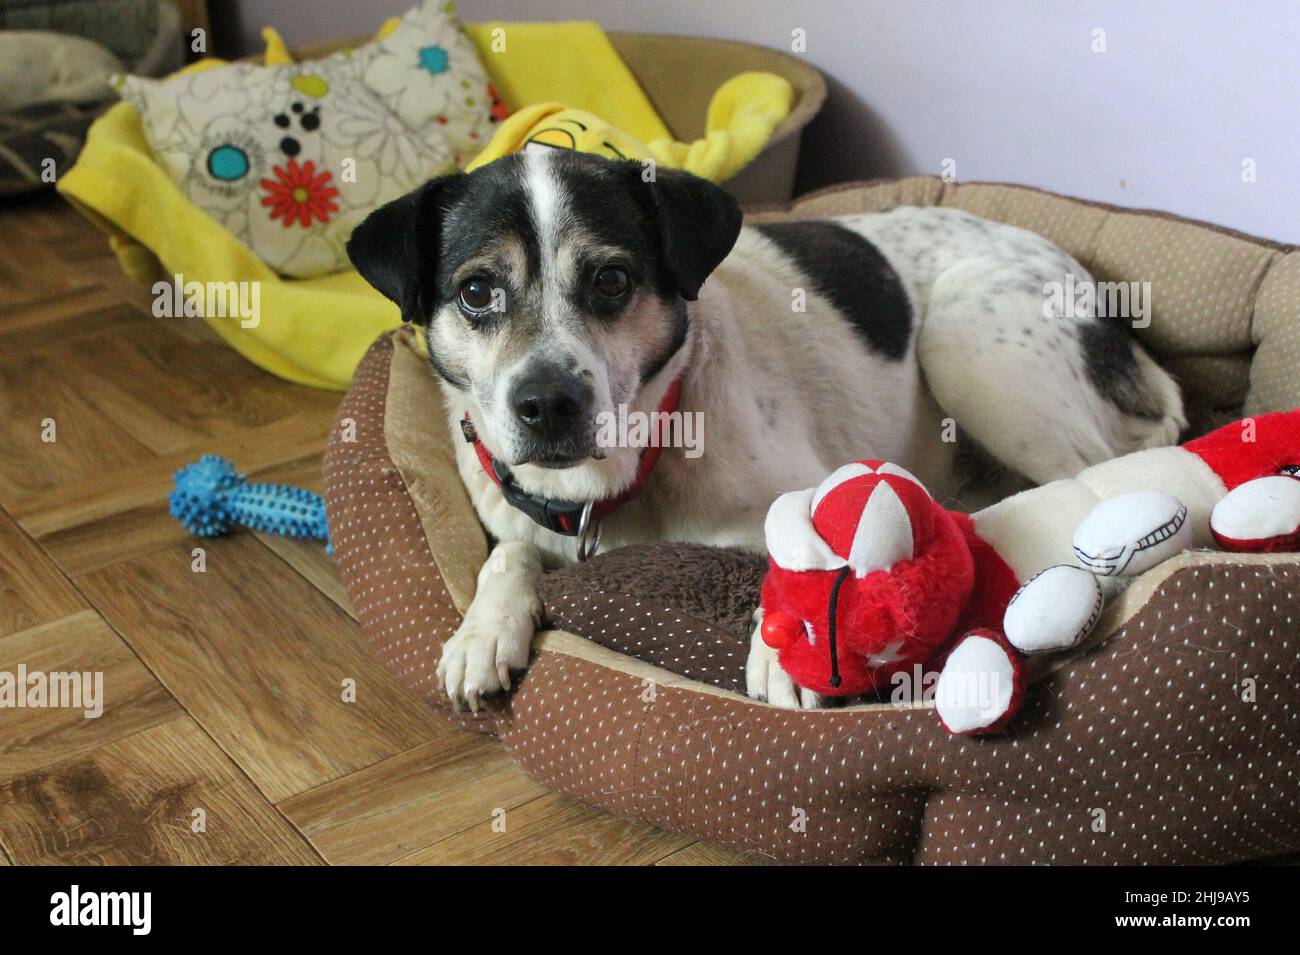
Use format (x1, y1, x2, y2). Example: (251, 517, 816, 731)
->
(1003, 564, 1103, 654)
(745, 613, 825, 710)
(1072, 489, 1190, 577)
(934, 633, 1020, 735)
(436, 612, 534, 713)
(1210, 475, 1300, 549)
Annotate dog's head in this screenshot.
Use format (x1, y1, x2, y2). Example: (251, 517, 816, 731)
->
(347, 150, 741, 498)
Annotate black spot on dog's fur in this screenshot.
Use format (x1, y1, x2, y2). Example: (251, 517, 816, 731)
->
(434, 168, 540, 291)
(548, 159, 658, 255)
(524, 151, 742, 304)
(1077, 319, 1165, 421)
(755, 221, 913, 361)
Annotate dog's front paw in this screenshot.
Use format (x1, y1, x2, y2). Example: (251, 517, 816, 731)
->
(745, 612, 825, 710)
(436, 612, 534, 713)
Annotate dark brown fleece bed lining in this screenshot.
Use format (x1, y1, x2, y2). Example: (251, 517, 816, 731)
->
(540, 544, 765, 694)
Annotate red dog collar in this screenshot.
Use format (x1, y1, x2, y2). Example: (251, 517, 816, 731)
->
(460, 377, 684, 542)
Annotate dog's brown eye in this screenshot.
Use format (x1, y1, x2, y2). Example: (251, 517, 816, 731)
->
(459, 277, 494, 313)
(594, 267, 630, 299)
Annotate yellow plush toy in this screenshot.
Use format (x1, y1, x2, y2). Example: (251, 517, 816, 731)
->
(465, 72, 793, 184)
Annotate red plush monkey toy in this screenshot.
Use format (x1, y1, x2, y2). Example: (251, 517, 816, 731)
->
(757, 409, 1300, 735)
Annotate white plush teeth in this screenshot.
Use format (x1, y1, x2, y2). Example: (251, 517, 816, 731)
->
(1004, 564, 1104, 654)
(1210, 475, 1300, 543)
(1072, 489, 1190, 577)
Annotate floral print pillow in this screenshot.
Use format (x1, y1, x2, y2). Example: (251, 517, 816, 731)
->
(115, 1, 503, 278)
(352, 0, 508, 167)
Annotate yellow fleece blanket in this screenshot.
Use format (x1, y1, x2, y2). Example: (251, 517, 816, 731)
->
(58, 21, 788, 390)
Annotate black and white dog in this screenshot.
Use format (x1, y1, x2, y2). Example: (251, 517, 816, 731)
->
(348, 149, 1184, 712)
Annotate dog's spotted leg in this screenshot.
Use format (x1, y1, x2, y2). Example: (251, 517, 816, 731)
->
(917, 255, 1185, 485)
(745, 607, 826, 710)
(436, 540, 542, 713)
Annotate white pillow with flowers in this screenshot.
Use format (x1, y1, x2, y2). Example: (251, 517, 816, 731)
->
(119, 60, 445, 278)
(351, 0, 507, 167)
(115, 0, 501, 277)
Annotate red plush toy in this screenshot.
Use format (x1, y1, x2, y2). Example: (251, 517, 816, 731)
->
(757, 408, 1300, 735)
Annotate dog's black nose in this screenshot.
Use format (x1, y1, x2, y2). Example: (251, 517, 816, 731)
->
(510, 368, 590, 440)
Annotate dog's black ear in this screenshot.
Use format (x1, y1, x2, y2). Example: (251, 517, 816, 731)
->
(346, 176, 455, 325)
(644, 167, 743, 301)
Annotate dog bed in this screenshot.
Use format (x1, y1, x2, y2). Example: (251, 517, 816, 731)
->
(323, 176, 1300, 865)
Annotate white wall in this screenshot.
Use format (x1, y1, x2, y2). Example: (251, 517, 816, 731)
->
(230, 0, 1300, 241)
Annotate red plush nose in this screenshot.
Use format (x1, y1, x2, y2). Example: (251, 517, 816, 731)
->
(761, 611, 803, 649)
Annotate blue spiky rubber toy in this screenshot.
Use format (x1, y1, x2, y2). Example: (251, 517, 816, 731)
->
(169, 455, 331, 551)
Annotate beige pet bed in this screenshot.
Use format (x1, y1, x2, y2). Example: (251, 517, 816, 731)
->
(323, 177, 1300, 865)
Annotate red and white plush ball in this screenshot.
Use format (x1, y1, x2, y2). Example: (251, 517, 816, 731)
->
(758, 461, 1025, 734)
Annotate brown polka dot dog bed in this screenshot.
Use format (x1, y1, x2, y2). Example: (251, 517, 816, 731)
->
(324, 177, 1300, 865)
